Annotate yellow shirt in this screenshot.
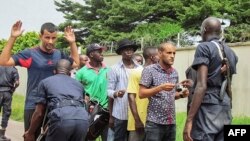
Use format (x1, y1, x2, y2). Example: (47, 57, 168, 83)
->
(127, 67, 148, 131)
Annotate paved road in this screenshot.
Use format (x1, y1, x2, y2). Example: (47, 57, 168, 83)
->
(5, 119, 24, 141)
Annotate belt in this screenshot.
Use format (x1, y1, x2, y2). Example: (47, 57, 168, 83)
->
(51, 99, 85, 110)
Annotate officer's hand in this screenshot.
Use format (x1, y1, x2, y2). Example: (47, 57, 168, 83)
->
(180, 79, 194, 88)
(182, 89, 189, 98)
(23, 131, 35, 141)
(183, 120, 193, 141)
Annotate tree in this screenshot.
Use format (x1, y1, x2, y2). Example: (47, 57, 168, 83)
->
(54, 0, 184, 44)
(53, 0, 250, 44)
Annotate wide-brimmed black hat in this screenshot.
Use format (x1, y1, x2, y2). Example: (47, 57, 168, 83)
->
(115, 39, 139, 55)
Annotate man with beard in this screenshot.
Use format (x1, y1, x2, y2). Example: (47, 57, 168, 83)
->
(0, 21, 79, 139)
(139, 42, 189, 141)
(75, 43, 109, 141)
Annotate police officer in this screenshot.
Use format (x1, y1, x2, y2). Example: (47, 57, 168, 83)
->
(0, 66, 19, 141)
(23, 59, 89, 141)
(183, 17, 238, 141)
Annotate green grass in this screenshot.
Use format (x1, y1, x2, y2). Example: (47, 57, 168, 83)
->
(176, 112, 250, 141)
(11, 94, 25, 121)
(10, 94, 250, 141)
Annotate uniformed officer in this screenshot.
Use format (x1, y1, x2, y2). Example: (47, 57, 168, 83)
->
(23, 59, 89, 141)
(0, 66, 19, 141)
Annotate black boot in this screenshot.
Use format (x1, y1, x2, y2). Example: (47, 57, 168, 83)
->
(0, 129, 10, 141)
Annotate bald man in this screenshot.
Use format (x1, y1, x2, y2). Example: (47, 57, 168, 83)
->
(24, 59, 89, 141)
(183, 17, 238, 141)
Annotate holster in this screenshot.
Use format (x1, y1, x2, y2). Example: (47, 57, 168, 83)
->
(219, 79, 227, 101)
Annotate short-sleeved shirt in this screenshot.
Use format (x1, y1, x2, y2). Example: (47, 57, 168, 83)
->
(192, 38, 238, 105)
(140, 63, 178, 125)
(127, 67, 148, 131)
(0, 66, 19, 92)
(12, 47, 71, 109)
(36, 74, 88, 121)
(75, 62, 109, 108)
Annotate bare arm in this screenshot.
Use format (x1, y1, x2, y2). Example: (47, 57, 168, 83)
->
(139, 83, 175, 99)
(108, 97, 114, 129)
(183, 65, 208, 141)
(128, 93, 144, 131)
(64, 26, 79, 68)
(23, 104, 46, 141)
(0, 21, 24, 66)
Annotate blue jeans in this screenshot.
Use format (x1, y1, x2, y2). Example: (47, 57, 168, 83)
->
(144, 121, 176, 141)
(107, 128, 114, 141)
(114, 118, 128, 141)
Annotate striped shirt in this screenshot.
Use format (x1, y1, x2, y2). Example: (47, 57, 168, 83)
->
(107, 60, 141, 120)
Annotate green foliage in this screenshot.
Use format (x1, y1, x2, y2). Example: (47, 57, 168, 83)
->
(132, 22, 183, 46)
(54, 0, 185, 44)
(11, 94, 25, 121)
(54, 0, 249, 45)
(12, 32, 40, 53)
(0, 32, 40, 54)
(225, 24, 250, 42)
(0, 39, 7, 53)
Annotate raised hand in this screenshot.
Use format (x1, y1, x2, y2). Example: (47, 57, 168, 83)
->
(64, 26, 76, 44)
(11, 20, 24, 38)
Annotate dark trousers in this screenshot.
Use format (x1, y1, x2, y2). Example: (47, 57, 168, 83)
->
(0, 91, 12, 128)
(114, 117, 128, 141)
(144, 121, 176, 141)
(191, 103, 231, 141)
(46, 119, 89, 141)
(24, 109, 41, 139)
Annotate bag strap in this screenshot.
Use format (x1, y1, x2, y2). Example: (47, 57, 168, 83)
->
(41, 107, 48, 130)
(211, 41, 224, 60)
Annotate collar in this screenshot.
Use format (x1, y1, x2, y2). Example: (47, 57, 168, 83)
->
(85, 61, 106, 69)
(156, 63, 174, 74)
(38, 46, 55, 54)
(207, 36, 220, 42)
(117, 60, 140, 68)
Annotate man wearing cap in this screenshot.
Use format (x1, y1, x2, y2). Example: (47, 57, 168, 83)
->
(107, 38, 141, 141)
(76, 43, 109, 141)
